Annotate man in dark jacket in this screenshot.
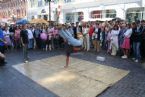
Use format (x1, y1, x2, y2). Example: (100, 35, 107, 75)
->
(131, 22, 142, 62)
(140, 20, 145, 60)
(20, 24, 29, 63)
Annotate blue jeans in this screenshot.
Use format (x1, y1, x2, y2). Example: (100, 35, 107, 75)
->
(28, 39, 34, 49)
(23, 44, 28, 61)
(133, 42, 141, 60)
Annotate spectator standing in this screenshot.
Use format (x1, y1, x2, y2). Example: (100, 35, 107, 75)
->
(40, 28, 47, 50)
(121, 24, 132, 59)
(118, 22, 127, 56)
(3, 26, 12, 50)
(88, 24, 95, 48)
(131, 22, 142, 62)
(0, 26, 6, 66)
(71, 23, 77, 39)
(20, 25, 29, 63)
(14, 26, 21, 49)
(33, 26, 41, 49)
(110, 25, 120, 56)
(140, 20, 145, 60)
(82, 25, 90, 51)
(27, 26, 34, 49)
(95, 23, 101, 52)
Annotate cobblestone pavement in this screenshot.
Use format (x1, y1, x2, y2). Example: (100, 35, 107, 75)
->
(0, 49, 145, 97)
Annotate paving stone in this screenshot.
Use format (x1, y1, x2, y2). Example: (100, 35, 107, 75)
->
(0, 50, 145, 97)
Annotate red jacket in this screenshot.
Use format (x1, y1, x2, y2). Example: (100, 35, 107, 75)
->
(89, 26, 94, 36)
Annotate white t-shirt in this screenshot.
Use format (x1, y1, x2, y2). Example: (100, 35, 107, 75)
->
(82, 28, 89, 35)
(3, 30, 10, 38)
(124, 28, 132, 38)
(27, 29, 34, 39)
(95, 28, 98, 33)
(95, 28, 99, 38)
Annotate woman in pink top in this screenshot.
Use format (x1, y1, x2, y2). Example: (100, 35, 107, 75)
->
(14, 26, 21, 49)
(121, 24, 132, 59)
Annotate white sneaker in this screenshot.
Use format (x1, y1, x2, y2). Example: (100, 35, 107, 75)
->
(111, 53, 116, 56)
(24, 60, 28, 63)
(135, 60, 139, 63)
(122, 55, 127, 59)
(46, 48, 48, 51)
(132, 58, 135, 60)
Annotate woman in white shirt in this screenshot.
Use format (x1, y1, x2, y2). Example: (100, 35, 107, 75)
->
(3, 27, 12, 49)
(110, 25, 120, 56)
(121, 24, 132, 58)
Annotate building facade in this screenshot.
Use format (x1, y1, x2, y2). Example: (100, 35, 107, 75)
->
(0, 0, 27, 22)
(61, 0, 145, 23)
(27, 0, 62, 22)
(0, 0, 145, 23)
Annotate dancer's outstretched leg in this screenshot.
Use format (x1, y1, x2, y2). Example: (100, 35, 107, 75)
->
(59, 29, 82, 46)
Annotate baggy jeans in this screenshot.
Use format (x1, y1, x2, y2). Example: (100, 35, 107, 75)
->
(23, 44, 28, 61)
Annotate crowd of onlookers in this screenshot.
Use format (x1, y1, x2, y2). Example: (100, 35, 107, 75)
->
(1, 24, 62, 51)
(0, 24, 63, 64)
(0, 19, 145, 64)
(59, 20, 145, 63)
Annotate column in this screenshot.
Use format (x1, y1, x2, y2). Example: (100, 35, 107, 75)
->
(116, 8, 126, 19)
(143, 7, 145, 20)
(83, 9, 90, 22)
(74, 12, 78, 23)
(59, 11, 64, 24)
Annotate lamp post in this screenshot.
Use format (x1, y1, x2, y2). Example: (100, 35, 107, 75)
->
(45, 0, 52, 21)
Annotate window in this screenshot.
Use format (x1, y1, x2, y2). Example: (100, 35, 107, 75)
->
(44, 15, 48, 20)
(91, 10, 102, 18)
(91, 9, 116, 19)
(53, 0, 58, 4)
(78, 12, 84, 21)
(30, 0, 35, 7)
(38, 0, 43, 7)
(64, 0, 74, 3)
(65, 13, 74, 23)
(38, 15, 41, 19)
(126, 7, 145, 22)
(106, 10, 116, 18)
(32, 16, 34, 19)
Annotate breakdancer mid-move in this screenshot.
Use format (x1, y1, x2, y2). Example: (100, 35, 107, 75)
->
(59, 25, 83, 68)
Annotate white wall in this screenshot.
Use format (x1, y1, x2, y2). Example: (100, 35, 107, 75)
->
(62, 1, 141, 23)
(27, 0, 142, 23)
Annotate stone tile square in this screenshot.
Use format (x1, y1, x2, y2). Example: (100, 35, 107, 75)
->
(13, 55, 129, 97)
